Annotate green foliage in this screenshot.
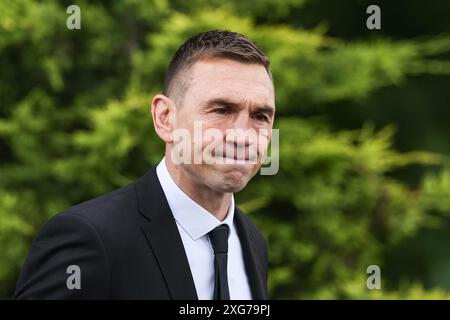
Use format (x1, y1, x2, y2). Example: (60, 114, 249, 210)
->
(242, 119, 446, 298)
(1, 0, 450, 299)
(369, 282, 450, 300)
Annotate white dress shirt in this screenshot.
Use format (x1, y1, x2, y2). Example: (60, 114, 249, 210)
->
(156, 158, 253, 300)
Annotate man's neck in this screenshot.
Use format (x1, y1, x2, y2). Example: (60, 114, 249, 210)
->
(164, 158, 232, 221)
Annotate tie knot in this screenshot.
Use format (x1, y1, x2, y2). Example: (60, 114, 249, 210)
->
(209, 224, 229, 254)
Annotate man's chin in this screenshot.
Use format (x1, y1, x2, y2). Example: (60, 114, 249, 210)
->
(217, 177, 248, 193)
(212, 164, 258, 192)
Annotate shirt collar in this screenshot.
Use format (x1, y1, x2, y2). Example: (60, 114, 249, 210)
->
(156, 157, 235, 241)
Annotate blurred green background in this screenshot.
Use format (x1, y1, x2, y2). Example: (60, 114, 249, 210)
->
(1, 0, 450, 299)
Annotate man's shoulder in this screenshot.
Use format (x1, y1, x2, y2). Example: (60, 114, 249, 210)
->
(71, 182, 136, 214)
(42, 178, 144, 240)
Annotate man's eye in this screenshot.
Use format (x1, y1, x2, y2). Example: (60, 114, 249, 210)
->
(253, 113, 269, 122)
(213, 108, 230, 115)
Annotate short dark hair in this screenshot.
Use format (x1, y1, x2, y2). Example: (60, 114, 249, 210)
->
(163, 30, 272, 103)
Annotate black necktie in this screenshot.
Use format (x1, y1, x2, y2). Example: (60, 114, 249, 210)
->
(209, 224, 230, 300)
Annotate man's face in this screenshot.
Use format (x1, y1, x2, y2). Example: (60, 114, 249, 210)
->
(170, 58, 275, 193)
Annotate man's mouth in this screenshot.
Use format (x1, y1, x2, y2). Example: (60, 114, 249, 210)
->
(212, 150, 258, 163)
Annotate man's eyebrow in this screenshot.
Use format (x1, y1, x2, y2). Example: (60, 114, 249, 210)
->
(203, 98, 275, 117)
(203, 98, 240, 109)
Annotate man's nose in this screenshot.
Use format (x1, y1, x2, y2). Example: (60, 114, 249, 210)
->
(226, 113, 253, 147)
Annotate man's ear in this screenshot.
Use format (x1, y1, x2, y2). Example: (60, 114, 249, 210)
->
(151, 94, 176, 143)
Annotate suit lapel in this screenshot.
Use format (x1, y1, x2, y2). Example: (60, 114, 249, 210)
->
(136, 167, 198, 300)
(234, 209, 267, 300)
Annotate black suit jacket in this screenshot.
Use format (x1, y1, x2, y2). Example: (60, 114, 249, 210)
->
(14, 167, 269, 299)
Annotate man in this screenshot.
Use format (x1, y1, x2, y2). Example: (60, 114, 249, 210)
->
(14, 30, 275, 299)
